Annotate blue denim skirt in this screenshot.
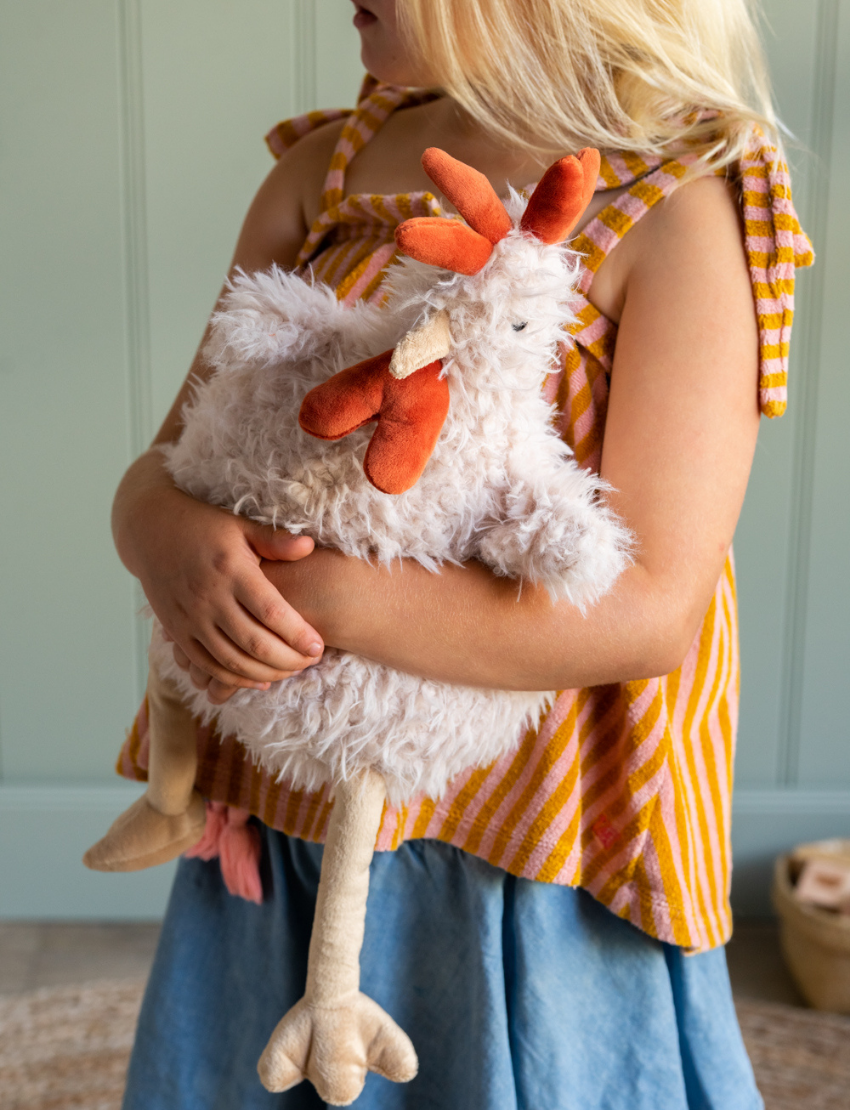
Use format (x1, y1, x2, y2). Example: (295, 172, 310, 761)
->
(123, 825, 763, 1110)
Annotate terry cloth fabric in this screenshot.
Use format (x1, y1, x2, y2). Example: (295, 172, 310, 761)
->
(116, 81, 813, 953)
(121, 830, 764, 1110)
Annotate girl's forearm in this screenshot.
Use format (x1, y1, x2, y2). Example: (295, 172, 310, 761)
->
(111, 447, 175, 579)
(262, 550, 695, 691)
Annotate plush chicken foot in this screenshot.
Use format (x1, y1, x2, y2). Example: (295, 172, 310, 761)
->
(83, 632, 205, 872)
(258, 770, 418, 1105)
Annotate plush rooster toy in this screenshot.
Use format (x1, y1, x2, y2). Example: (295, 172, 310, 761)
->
(86, 147, 631, 1105)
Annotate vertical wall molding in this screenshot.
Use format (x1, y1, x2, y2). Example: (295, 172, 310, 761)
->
(116, 0, 154, 698)
(117, 0, 152, 455)
(777, 0, 839, 785)
(293, 0, 318, 113)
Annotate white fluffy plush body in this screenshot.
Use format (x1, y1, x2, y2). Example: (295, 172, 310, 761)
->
(153, 193, 632, 806)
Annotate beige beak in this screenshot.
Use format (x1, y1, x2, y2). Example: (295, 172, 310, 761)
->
(389, 309, 452, 380)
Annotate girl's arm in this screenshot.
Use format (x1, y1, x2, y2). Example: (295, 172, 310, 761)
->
(112, 121, 347, 688)
(251, 175, 759, 692)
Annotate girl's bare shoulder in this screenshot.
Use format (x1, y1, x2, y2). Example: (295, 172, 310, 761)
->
(640, 174, 744, 255)
(590, 174, 747, 324)
(274, 116, 348, 227)
(234, 116, 347, 271)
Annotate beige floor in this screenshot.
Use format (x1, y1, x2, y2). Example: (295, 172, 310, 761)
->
(0, 921, 161, 995)
(726, 919, 805, 1006)
(0, 916, 805, 1006)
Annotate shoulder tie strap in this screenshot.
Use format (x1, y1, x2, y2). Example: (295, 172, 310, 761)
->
(320, 86, 437, 212)
(573, 153, 700, 294)
(265, 108, 351, 161)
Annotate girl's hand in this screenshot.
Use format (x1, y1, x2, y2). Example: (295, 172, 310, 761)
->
(111, 129, 343, 699)
(167, 546, 339, 705)
(166, 635, 243, 705)
(114, 450, 324, 692)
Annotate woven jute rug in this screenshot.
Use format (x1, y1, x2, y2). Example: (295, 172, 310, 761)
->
(1, 979, 848, 1108)
(736, 999, 850, 1110)
(0, 979, 144, 1110)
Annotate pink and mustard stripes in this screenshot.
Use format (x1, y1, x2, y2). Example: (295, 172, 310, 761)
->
(317, 86, 438, 211)
(302, 193, 443, 307)
(117, 84, 812, 953)
(739, 138, 814, 416)
(570, 131, 814, 420)
(265, 109, 349, 161)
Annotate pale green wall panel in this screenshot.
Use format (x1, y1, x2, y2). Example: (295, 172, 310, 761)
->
(734, 417, 799, 786)
(732, 0, 819, 788)
(731, 790, 850, 915)
(140, 0, 297, 429)
(315, 0, 364, 109)
(797, 1, 850, 785)
(139, 1, 365, 432)
(0, 2, 140, 782)
(0, 785, 174, 919)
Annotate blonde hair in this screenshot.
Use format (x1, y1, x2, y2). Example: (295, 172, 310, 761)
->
(399, 0, 778, 169)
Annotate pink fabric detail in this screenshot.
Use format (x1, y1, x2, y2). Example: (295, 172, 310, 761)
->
(220, 813, 263, 905)
(264, 108, 349, 159)
(185, 801, 263, 905)
(185, 801, 229, 861)
(340, 242, 398, 306)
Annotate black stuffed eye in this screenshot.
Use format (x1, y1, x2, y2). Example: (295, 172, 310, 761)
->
(512, 321, 527, 332)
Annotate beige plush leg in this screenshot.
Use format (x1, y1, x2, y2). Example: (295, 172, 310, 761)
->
(258, 770, 418, 1106)
(83, 639, 206, 872)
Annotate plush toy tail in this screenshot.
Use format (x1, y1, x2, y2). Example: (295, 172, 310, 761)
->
(185, 801, 263, 905)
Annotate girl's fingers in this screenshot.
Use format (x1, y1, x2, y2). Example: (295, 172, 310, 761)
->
(171, 635, 251, 700)
(183, 634, 303, 694)
(146, 530, 323, 685)
(192, 617, 318, 686)
(244, 523, 315, 563)
(214, 600, 320, 676)
(202, 630, 282, 681)
(182, 634, 275, 689)
(187, 662, 212, 692)
(233, 576, 324, 662)
(206, 678, 242, 705)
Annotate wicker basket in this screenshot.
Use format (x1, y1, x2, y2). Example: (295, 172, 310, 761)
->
(773, 854, 850, 1013)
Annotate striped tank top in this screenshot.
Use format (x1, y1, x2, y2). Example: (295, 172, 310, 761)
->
(117, 81, 813, 952)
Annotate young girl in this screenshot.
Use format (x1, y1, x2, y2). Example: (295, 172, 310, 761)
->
(116, 1, 812, 1106)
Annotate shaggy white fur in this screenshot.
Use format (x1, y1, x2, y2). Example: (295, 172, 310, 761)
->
(153, 192, 633, 806)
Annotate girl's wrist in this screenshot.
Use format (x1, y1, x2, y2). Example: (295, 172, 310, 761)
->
(260, 546, 351, 646)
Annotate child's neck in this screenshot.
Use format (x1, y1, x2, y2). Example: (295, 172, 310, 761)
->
(344, 94, 627, 242)
(345, 95, 554, 204)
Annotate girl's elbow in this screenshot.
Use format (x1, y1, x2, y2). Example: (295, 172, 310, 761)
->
(640, 634, 692, 680)
(636, 606, 703, 679)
